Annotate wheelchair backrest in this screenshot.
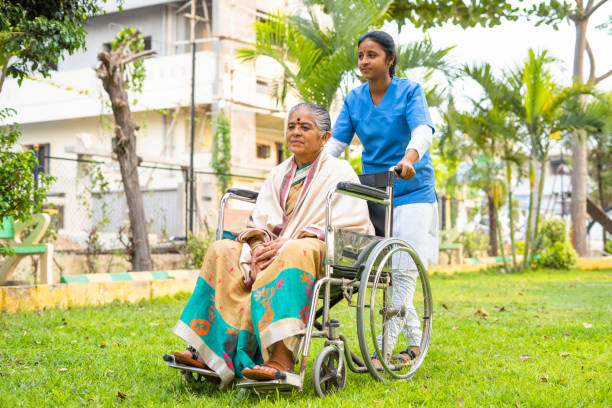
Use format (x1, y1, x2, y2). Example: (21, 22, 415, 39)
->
(357, 171, 394, 237)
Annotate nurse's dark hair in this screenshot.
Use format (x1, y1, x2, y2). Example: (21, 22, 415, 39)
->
(358, 30, 397, 77)
(288, 103, 331, 137)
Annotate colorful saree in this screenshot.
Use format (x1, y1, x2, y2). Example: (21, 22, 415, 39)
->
(173, 152, 373, 388)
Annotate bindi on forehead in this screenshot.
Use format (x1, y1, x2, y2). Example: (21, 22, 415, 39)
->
(296, 117, 301, 124)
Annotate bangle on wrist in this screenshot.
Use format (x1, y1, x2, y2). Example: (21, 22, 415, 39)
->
(250, 240, 264, 250)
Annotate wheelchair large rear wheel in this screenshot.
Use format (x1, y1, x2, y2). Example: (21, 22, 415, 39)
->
(356, 238, 432, 382)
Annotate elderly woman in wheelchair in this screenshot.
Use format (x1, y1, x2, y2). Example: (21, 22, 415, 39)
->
(165, 102, 374, 389)
(164, 102, 433, 396)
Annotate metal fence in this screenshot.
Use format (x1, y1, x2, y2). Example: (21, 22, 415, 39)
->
(41, 156, 264, 252)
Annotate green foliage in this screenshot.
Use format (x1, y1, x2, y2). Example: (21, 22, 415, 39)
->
(236, 0, 394, 109)
(388, 0, 521, 29)
(605, 239, 612, 255)
(0, 0, 110, 90)
(535, 218, 577, 269)
(349, 154, 362, 175)
(185, 231, 214, 269)
(110, 27, 146, 93)
(536, 218, 567, 252)
(210, 112, 231, 194)
(75, 161, 111, 274)
(538, 241, 578, 269)
(457, 230, 489, 258)
(0, 108, 54, 255)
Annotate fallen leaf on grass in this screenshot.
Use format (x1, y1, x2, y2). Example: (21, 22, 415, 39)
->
(117, 391, 127, 399)
(498, 306, 506, 312)
(112, 340, 120, 346)
(99, 343, 106, 348)
(149, 322, 160, 326)
(542, 335, 548, 339)
(519, 355, 531, 361)
(3, 334, 9, 339)
(538, 377, 548, 382)
(35, 341, 41, 345)
(59, 368, 67, 372)
(423, 386, 428, 391)
(474, 309, 489, 317)
(458, 396, 464, 406)
(583, 323, 592, 329)
(442, 303, 449, 310)
(452, 326, 458, 330)
(373, 399, 383, 403)
(559, 353, 571, 357)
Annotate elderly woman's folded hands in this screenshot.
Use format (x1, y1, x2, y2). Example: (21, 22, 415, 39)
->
(249, 238, 289, 282)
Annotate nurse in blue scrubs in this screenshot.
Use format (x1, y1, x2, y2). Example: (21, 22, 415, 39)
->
(324, 31, 439, 366)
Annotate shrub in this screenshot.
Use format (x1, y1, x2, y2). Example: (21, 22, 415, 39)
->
(535, 217, 577, 269)
(185, 231, 215, 269)
(538, 241, 578, 269)
(536, 218, 567, 252)
(457, 230, 489, 258)
(605, 238, 612, 255)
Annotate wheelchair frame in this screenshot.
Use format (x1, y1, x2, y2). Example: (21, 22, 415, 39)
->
(166, 170, 433, 397)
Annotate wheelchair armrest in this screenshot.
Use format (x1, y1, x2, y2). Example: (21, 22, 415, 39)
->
(336, 181, 388, 201)
(226, 188, 259, 201)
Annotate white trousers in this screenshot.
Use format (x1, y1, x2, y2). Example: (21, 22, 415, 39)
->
(377, 202, 438, 353)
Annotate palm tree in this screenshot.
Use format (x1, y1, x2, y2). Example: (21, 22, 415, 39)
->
(236, 0, 455, 110)
(440, 64, 525, 271)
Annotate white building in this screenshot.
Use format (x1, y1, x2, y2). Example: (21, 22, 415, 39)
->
(1, 0, 300, 245)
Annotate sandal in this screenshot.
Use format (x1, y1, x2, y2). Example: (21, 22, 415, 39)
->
(170, 346, 208, 369)
(391, 348, 418, 366)
(241, 359, 293, 381)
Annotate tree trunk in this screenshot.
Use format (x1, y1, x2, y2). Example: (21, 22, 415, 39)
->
(487, 191, 498, 256)
(596, 154, 607, 247)
(570, 17, 589, 256)
(95, 51, 153, 271)
(533, 158, 547, 251)
(523, 158, 535, 269)
(506, 160, 518, 272)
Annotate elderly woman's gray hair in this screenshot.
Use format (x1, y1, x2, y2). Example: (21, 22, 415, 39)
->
(287, 103, 331, 137)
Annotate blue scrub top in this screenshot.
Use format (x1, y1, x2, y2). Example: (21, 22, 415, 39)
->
(332, 76, 437, 206)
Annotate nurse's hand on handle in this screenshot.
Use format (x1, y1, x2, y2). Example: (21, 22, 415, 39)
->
(395, 148, 418, 180)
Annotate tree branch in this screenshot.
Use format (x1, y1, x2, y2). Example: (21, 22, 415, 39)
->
(121, 50, 156, 66)
(586, 0, 608, 17)
(586, 40, 596, 81)
(594, 68, 612, 84)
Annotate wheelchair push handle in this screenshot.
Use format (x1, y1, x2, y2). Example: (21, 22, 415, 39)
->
(392, 165, 402, 177)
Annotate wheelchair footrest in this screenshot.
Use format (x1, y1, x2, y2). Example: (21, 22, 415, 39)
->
(163, 354, 221, 379)
(235, 374, 302, 393)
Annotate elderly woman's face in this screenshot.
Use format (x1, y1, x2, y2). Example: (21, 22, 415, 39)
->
(286, 108, 326, 161)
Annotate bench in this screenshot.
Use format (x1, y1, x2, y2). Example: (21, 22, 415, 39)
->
(438, 243, 463, 265)
(0, 214, 55, 284)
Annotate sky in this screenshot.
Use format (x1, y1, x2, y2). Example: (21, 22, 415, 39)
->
(385, 4, 612, 115)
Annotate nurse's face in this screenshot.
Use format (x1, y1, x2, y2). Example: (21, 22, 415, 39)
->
(286, 108, 329, 166)
(358, 38, 393, 80)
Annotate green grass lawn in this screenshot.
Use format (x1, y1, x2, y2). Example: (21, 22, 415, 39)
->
(1, 268, 610, 407)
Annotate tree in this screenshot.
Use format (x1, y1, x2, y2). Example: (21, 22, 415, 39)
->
(0, 0, 109, 94)
(95, 28, 155, 271)
(389, 0, 522, 29)
(237, 0, 394, 110)
(530, 0, 612, 255)
(585, 92, 612, 246)
(210, 111, 232, 195)
(0, 109, 53, 256)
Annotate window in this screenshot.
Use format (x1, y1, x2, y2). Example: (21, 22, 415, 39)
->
(256, 143, 271, 159)
(276, 142, 284, 165)
(26, 143, 50, 174)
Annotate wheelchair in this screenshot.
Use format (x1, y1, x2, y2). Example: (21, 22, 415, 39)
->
(164, 168, 433, 397)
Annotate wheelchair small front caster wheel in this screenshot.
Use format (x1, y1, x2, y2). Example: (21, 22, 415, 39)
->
(312, 345, 346, 397)
(182, 370, 202, 383)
